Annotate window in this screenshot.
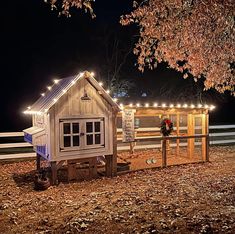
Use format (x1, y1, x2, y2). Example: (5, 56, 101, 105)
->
(60, 118, 104, 151)
(60, 121, 80, 149)
(85, 121, 102, 146)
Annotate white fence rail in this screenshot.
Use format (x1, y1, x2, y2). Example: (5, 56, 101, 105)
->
(0, 125, 234, 160)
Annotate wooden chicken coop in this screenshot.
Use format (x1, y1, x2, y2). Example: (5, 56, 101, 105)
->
(117, 103, 214, 171)
(23, 71, 120, 184)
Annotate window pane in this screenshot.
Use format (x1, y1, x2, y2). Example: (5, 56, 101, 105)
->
(95, 134, 101, 144)
(73, 136, 80, 146)
(95, 122, 100, 132)
(63, 123, 70, 134)
(87, 134, 93, 145)
(64, 136, 71, 147)
(86, 122, 93, 133)
(72, 123, 79, 133)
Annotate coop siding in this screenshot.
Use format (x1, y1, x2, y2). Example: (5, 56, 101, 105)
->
(51, 78, 113, 161)
(49, 106, 56, 161)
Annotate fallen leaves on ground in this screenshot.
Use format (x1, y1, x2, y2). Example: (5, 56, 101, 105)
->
(0, 146, 234, 233)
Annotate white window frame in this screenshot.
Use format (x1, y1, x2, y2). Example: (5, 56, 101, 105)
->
(59, 118, 105, 152)
(84, 118, 105, 149)
(60, 120, 81, 151)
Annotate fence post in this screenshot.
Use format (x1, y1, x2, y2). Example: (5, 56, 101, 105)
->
(206, 135, 209, 162)
(162, 138, 167, 167)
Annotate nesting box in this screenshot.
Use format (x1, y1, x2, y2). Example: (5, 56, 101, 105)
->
(23, 71, 120, 183)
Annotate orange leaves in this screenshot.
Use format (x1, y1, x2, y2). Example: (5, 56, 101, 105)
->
(47, 0, 96, 18)
(121, 0, 235, 95)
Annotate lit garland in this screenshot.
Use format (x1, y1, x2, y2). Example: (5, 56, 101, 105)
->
(23, 71, 216, 115)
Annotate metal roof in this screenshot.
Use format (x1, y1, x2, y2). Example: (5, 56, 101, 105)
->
(24, 72, 120, 114)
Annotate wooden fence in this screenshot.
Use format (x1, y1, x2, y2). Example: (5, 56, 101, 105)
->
(0, 125, 234, 160)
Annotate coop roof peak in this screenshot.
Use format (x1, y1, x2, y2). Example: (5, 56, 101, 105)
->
(23, 71, 120, 115)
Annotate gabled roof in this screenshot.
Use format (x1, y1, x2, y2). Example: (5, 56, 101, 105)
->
(24, 71, 120, 114)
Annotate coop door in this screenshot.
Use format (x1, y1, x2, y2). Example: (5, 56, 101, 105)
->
(60, 118, 105, 151)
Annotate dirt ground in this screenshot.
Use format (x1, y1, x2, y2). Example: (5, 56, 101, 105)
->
(0, 145, 234, 234)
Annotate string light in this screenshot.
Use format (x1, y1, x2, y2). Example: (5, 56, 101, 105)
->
(198, 104, 202, 108)
(24, 70, 217, 116)
(210, 105, 215, 110)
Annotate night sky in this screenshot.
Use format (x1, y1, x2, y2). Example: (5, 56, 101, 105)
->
(1, 0, 234, 132)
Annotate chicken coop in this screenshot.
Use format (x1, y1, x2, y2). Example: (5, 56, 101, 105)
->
(23, 71, 120, 184)
(117, 103, 214, 171)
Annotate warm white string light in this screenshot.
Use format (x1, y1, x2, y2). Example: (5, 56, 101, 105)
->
(210, 105, 215, 110)
(198, 104, 202, 108)
(24, 70, 217, 115)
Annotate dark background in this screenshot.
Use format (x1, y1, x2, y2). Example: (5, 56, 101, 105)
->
(1, 0, 234, 131)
